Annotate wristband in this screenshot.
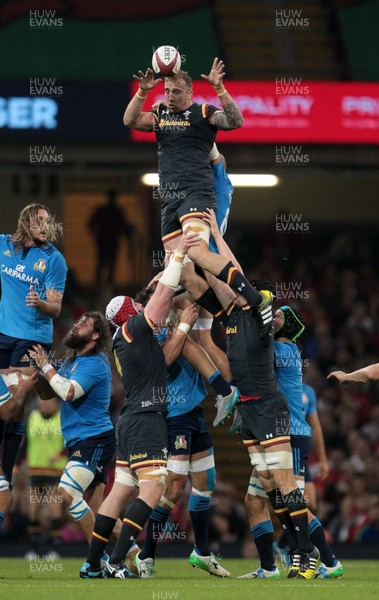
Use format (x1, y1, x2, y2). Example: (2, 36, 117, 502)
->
(136, 88, 149, 99)
(213, 84, 226, 96)
(42, 364, 54, 374)
(173, 251, 185, 261)
(178, 322, 191, 335)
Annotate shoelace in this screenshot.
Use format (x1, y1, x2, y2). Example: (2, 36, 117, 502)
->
(215, 397, 224, 411)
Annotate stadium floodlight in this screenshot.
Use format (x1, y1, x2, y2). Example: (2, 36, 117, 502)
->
(141, 173, 280, 188)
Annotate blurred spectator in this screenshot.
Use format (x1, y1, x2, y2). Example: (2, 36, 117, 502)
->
(356, 499, 379, 543)
(25, 398, 66, 555)
(88, 190, 134, 286)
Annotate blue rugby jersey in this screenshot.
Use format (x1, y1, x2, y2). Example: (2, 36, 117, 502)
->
(302, 382, 317, 419)
(58, 352, 113, 448)
(166, 355, 208, 417)
(274, 340, 311, 437)
(0, 235, 67, 343)
(209, 161, 234, 254)
(157, 327, 207, 417)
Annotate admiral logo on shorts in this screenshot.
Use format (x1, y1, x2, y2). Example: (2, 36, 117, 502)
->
(130, 452, 148, 461)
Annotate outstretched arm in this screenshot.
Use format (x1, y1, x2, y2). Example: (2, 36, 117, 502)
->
(203, 209, 243, 272)
(307, 411, 329, 480)
(327, 363, 379, 384)
(202, 58, 244, 130)
(144, 233, 200, 327)
(0, 372, 38, 420)
(123, 68, 162, 130)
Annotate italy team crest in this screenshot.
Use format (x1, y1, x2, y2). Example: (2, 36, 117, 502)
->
(174, 435, 187, 450)
(34, 258, 47, 272)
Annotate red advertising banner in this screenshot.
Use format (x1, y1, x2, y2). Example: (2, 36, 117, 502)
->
(130, 81, 379, 144)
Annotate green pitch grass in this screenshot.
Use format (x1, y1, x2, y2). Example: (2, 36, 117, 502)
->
(0, 559, 377, 600)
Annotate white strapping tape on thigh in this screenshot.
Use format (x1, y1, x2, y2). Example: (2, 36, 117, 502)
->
(265, 450, 293, 470)
(189, 453, 215, 473)
(182, 219, 210, 245)
(115, 467, 139, 488)
(167, 458, 189, 476)
(249, 449, 268, 472)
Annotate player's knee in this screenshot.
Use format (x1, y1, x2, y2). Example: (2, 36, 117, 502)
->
(58, 481, 90, 521)
(245, 492, 266, 512)
(68, 496, 90, 521)
(59, 460, 95, 514)
(205, 466, 216, 492)
(58, 486, 74, 508)
(0, 477, 12, 514)
(165, 471, 187, 501)
(246, 474, 269, 499)
(139, 480, 164, 508)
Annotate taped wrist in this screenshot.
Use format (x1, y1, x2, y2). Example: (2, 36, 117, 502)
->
(213, 84, 226, 96)
(136, 88, 149, 99)
(178, 322, 191, 335)
(160, 251, 185, 290)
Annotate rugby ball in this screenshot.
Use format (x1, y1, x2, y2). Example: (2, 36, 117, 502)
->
(152, 46, 181, 77)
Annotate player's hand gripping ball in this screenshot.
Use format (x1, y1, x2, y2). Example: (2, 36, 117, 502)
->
(152, 46, 181, 77)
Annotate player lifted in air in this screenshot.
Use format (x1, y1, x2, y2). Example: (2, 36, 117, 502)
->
(123, 59, 258, 419)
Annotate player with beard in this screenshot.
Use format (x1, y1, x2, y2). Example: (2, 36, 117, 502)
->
(0, 203, 67, 530)
(28, 312, 116, 546)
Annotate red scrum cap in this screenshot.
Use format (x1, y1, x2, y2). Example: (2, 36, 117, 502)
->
(105, 295, 139, 327)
